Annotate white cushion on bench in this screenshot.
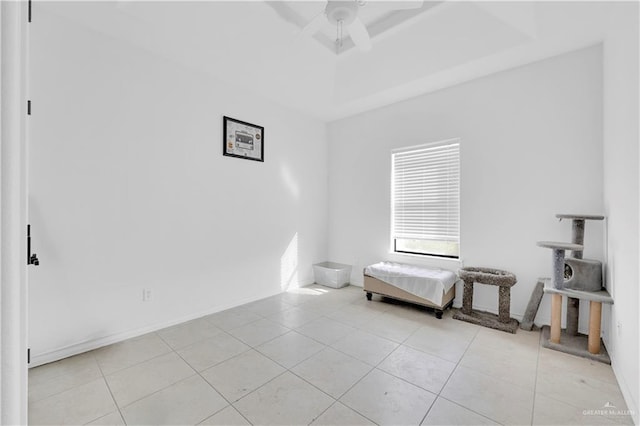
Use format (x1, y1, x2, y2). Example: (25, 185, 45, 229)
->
(364, 261, 458, 306)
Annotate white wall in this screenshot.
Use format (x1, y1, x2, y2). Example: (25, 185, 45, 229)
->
(602, 2, 639, 422)
(28, 8, 328, 364)
(328, 46, 604, 331)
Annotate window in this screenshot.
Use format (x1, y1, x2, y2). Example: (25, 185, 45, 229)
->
(391, 139, 460, 258)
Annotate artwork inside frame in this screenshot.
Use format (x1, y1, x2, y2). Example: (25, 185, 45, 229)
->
(223, 116, 264, 162)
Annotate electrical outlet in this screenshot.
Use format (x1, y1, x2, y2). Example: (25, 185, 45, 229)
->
(142, 288, 153, 302)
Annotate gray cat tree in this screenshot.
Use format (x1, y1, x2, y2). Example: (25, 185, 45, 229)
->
(537, 214, 612, 363)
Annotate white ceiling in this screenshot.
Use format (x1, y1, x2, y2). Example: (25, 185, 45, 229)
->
(267, 1, 443, 54)
(41, 1, 617, 122)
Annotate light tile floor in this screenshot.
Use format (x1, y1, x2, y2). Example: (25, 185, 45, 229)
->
(29, 285, 634, 425)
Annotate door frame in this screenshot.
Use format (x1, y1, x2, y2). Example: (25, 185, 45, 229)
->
(1, 0, 29, 423)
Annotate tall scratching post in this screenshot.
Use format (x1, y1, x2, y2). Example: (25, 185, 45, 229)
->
(537, 241, 583, 345)
(538, 214, 611, 364)
(588, 301, 602, 354)
(556, 214, 604, 336)
(550, 293, 563, 344)
(567, 218, 584, 335)
(552, 247, 566, 289)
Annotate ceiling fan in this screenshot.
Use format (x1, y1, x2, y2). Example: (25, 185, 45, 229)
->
(301, 0, 424, 53)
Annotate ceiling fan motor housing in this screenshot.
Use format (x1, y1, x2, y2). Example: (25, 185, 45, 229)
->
(325, 1, 359, 26)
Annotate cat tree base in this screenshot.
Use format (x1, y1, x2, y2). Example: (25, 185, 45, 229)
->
(541, 326, 610, 364)
(542, 280, 613, 364)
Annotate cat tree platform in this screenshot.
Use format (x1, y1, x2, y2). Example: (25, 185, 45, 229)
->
(453, 267, 519, 333)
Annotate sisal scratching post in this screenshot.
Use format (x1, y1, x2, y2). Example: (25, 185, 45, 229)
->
(498, 286, 511, 323)
(588, 301, 602, 354)
(567, 219, 584, 336)
(462, 281, 474, 315)
(550, 293, 562, 344)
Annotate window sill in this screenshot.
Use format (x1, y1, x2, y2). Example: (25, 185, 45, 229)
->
(388, 250, 464, 266)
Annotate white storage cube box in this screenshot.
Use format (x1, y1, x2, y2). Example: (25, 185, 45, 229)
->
(313, 262, 352, 289)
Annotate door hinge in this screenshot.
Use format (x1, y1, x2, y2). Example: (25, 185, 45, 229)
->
(28, 0, 32, 23)
(27, 348, 31, 364)
(27, 100, 31, 116)
(27, 224, 39, 266)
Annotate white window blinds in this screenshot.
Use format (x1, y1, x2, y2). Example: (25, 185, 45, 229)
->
(391, 139, 460, 257)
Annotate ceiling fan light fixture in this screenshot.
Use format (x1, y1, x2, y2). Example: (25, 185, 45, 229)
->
(325, 1, 358, 26)
(300, 0, 381, 53)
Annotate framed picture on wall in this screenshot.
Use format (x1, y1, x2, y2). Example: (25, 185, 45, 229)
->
(223, 116, 264, 162)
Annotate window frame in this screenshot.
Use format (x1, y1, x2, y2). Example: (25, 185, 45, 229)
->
(390, 138, 461, 259)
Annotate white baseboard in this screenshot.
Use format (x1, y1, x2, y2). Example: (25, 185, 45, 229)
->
(609, 348, 639, 425)
(29, 290, 282, 368)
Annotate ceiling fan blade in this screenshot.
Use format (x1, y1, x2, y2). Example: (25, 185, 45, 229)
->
(301, 12, 328, 36)
(348, 17, 372, 51)
(389, 1, 424, 11)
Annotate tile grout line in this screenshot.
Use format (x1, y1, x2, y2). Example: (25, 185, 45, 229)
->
(265, 300, 388, 420)
(532, 344, 632, 424)
(92, 352, 128, 426)
(305, 400, 341, 426)
(253, 334, 327, 372)
(27, 358, 104, 405)
(224, 293, 379, 425)
(92, 332, 174, 376)
(174, 296, 362, 425)
(230, 368, 329, 425)
(165, 333, 254, 426)
(435, 395, 506, 426)
(326, 334, 399, 369)
(286, 364, 378, 426)
(311, 323, 417, 425)
(289, 297, 469, 425)
(430, 326, 543, 426)
(418, 323, 482, 425)
(530, 328, 542, 425)
(123, 332, 209, 411)
(152, 290, 360, 424)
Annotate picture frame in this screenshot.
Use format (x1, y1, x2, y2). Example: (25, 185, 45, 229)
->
(223, 116, 264, 162)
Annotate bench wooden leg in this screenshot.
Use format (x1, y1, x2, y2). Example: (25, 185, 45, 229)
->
(550, 293, 562, 344)
(588, 301, 602, 354)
